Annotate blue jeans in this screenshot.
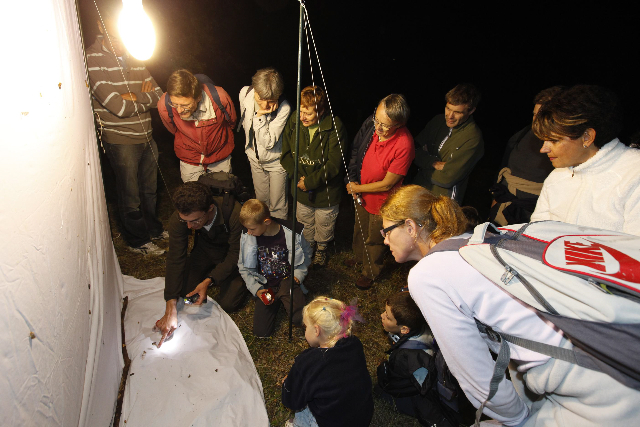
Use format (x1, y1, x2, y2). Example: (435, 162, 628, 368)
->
(104, 139, 163, 247)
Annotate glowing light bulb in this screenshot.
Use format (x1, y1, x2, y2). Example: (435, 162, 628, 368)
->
(118, 0, 155, 60)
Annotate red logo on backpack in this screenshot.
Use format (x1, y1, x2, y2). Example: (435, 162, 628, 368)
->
(544, 235, 640, 291)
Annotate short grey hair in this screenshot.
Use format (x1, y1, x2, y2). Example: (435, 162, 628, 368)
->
(379, 94, 410, 127)
(251, 67, 284, 101)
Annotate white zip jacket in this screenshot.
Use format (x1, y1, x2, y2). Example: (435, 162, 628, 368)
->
(238, 86, 291, 163)
(531, 139, 640, 236)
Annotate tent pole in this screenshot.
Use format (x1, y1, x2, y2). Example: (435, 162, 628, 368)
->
(289, 1, 304, 341)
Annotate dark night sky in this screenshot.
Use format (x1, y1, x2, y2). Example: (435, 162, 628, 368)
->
(79, 0, 640, 209)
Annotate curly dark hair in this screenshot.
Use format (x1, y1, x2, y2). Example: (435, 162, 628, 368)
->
(173, 182, 213, 214)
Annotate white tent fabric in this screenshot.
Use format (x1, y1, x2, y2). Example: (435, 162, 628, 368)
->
(1, 1, 123, 426)
(120, 277, 269, 426)
(1, 3, 269, 426)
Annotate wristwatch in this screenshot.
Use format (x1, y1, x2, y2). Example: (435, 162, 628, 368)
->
(207, 276, 216, 288)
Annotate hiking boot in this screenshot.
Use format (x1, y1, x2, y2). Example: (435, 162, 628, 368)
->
(343, 257, 361, 268)
(129, 241, 165, 256)
(314, 243, 328, 267)
(355, 275, 374, 290)
(151, 230, 169, 241)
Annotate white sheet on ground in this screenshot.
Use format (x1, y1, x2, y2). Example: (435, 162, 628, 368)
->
(120, 276, 269, 426)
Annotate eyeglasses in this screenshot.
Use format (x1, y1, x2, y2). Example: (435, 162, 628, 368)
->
(380, 220, 423, 239)
(179, 212, 207, 226)
(372, 110, 396, 131)
(380, 221, 405, 239)
(168, 100, 194, 112)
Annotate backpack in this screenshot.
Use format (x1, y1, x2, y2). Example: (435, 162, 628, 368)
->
(165, 74, 232, 127)
(377, 335, 437, 398)
(377, 335, 472, 426)
(428, 221, 640, 423)
(197, 171, 251, 232)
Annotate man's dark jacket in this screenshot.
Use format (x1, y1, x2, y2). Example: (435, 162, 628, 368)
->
(164, 196, 241, 301)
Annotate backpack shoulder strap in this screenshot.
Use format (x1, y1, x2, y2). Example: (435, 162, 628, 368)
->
(426, 238, 469, 256)
(220, 193, 234, 233)
(237, 85, 254, 133)
(195, 74, 232, 123)
(471, 317, 613, 426)
(399, 340, 430, 350)
(425, 223, 505, 257)
(164, 93, 175, 127)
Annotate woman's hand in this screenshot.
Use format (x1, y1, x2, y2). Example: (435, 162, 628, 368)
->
(346, 181, 360, 198)
(256, 102, 278, 117)
(297, 176, 307, 191)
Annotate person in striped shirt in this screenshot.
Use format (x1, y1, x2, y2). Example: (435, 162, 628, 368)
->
(87, 14, 166, 255)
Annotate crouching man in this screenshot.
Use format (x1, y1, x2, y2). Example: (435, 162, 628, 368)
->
(156, 182, 248, 346)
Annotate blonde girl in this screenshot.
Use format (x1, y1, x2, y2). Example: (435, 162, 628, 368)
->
(282, 297, 373, 427)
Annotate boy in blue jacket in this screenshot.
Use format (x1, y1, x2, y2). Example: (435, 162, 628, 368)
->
(238, 199, 312, 337)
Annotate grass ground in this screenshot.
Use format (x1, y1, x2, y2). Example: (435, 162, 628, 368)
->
(104, 135, 424, 426)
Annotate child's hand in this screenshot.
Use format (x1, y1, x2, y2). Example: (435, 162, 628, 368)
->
(257, 289, 269, 305)
(280, 375, 288, 385)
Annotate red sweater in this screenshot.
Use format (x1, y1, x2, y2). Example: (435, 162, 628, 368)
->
(158, 84, 237, 167)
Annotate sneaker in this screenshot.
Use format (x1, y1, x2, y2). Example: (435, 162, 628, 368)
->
(313, 245, 327, 266)
(355, 275, 374, 290)
(151, 231, 169, 241)
(129, 241, 165, 256)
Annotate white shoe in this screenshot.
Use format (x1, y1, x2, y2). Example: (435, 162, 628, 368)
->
(129, 241, 165, 256)
(151, 231, 169, 241)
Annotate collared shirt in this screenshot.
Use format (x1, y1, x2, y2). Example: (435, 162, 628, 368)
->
(184, 91, 216, 125)
(202, 209, 218, 232)
(360, 127, 415, 215)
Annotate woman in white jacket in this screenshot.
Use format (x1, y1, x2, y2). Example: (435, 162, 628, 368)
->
(531, 85, 640, 236)
(239, 68, 291, 219)
(378, 184, 640, 426)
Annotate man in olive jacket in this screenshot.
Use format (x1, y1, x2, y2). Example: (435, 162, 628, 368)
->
(413, 84, 484, 203)
(280, 86, 347, 266)
(155, 182, 247, 346)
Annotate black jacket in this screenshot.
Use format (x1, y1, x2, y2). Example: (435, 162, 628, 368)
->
(164, 196, 241, 301)
(282, 336, 374, 427)
(346, 115, 375, 184)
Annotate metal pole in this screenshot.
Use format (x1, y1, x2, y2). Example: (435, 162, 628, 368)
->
(289, 1, 304, 341)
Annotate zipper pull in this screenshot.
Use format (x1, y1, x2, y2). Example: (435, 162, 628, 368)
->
(501, 266, 516, 285)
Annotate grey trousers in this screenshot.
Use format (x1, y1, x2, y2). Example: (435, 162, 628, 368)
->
(248, 153, 288, 220)
(295, 202, 339, 247)
(179, 155, 232, 182)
